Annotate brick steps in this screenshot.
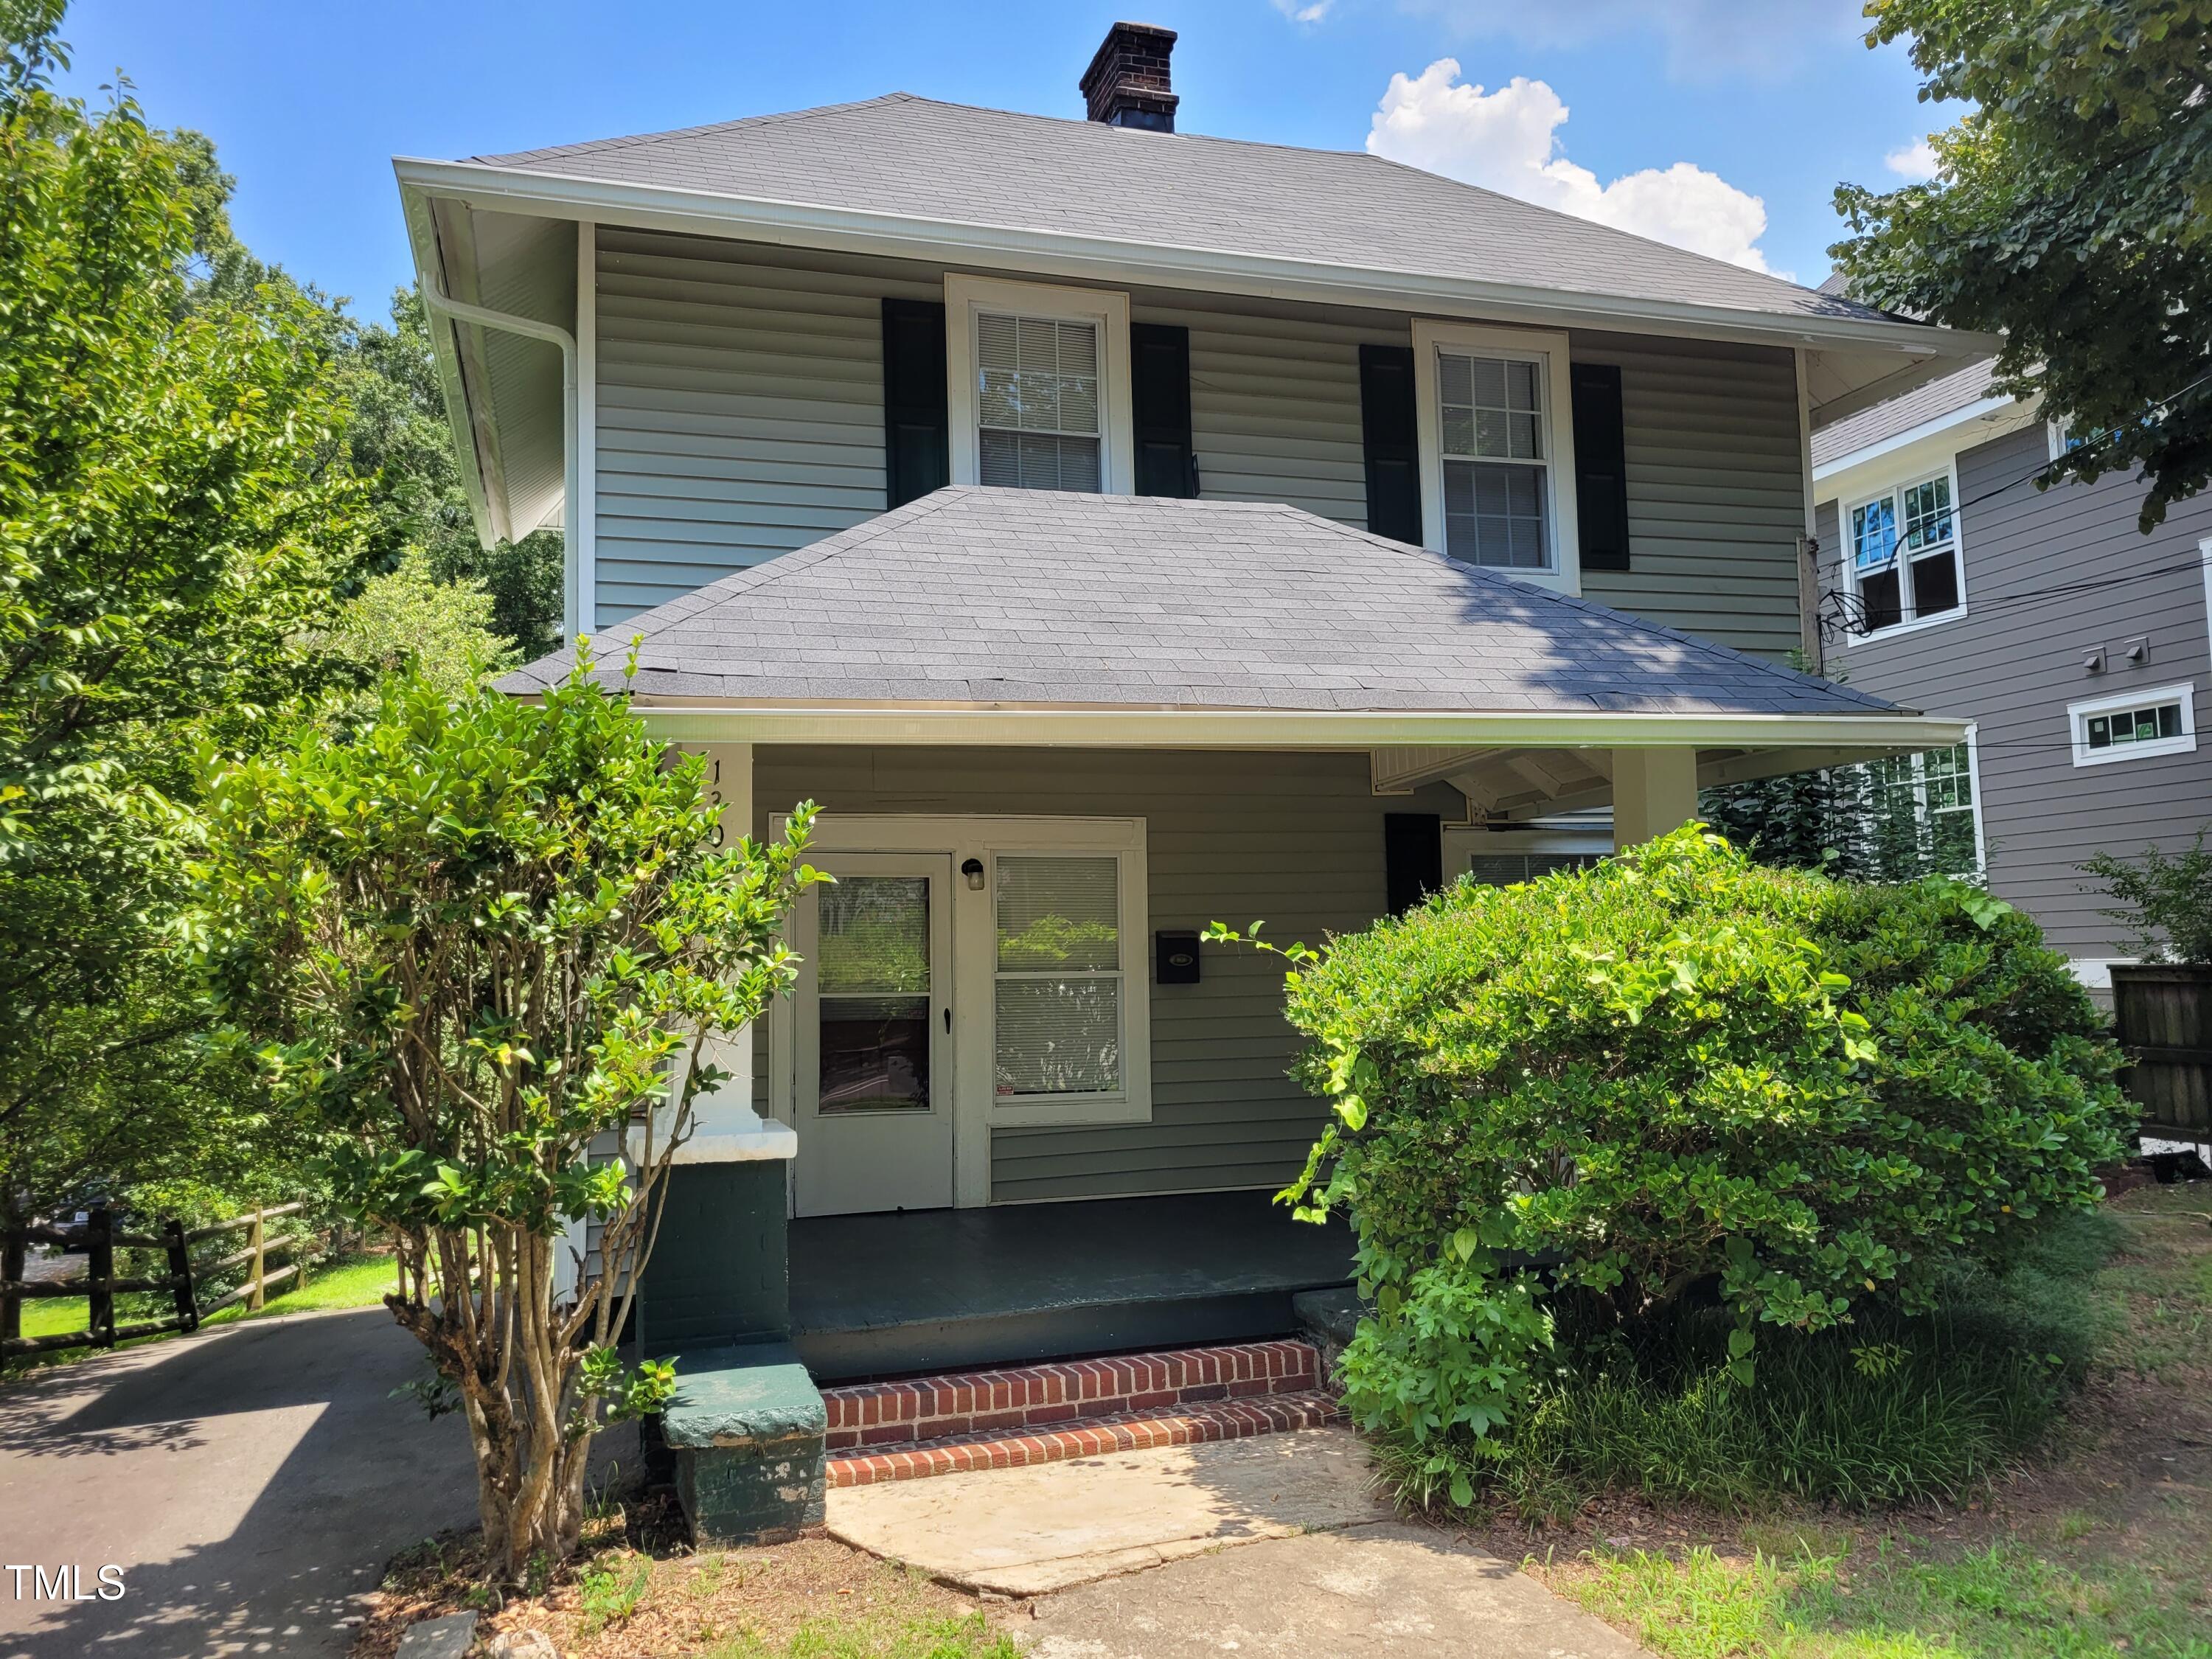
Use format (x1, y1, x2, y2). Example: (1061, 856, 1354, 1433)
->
(827, 1388, 1341, 1488)
(821, 1338, 1335, 1489)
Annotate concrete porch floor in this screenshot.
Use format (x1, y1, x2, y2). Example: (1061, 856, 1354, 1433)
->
(788, 1190, 1354, 1381)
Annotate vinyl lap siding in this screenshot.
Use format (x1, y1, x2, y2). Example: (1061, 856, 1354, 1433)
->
(1818, 422, 2212, 959)
(1133, 293, 1402, 529)
(748, 747, 1442, 1203)
(590, 232, 1809, 655)
(593, 230, 938, 623)
(1575, 334, 1806, 658)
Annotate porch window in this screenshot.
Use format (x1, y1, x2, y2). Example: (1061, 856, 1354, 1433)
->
(993, 855, 1122, 1098)
(977, 313, 1102, 493)
(1848, 469, 1963, 638)
(1837, 737, 1983, 878)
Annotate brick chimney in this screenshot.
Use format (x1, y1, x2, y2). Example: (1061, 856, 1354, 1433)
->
(1079, 22, 1179, 133)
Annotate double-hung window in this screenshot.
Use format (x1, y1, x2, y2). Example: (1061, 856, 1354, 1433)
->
(1848, 469, 1964, 637)
(945, 274, 1133, 495)
(1411, 321, 1579, 592)
(977, 314, 1102, 492)
(1843, 736, 1985, 878)
(993, 855, 1125, 1100)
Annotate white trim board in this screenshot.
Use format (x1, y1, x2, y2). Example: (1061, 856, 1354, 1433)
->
(629, 704, 1969, 753)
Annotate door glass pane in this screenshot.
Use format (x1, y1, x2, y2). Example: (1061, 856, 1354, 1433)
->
(816, 876, 931, 1114)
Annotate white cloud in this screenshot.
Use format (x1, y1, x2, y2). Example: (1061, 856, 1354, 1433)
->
(1884, 138, 1941, 181)
(1366, 60, 1778, 273)
(1394, 0, 1865, 83)
(1270, 0, 1338, 21)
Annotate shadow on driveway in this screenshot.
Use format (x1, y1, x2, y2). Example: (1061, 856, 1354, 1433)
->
(0, 1307, 509, 1657)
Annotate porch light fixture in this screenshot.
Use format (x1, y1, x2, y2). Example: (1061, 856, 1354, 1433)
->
(961, 857, 986, 891)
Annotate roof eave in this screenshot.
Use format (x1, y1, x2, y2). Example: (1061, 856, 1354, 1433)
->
(1815, 390, 2034, 483)
(397, 173, 512, 550)
(535, 700, 1968, 755)
(392, 155, 2002, 369)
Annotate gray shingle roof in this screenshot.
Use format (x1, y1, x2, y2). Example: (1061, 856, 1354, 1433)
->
(1811, 358, 2003, 469)
(501, 489, 1903, 718)
(467, 94, 1897, 330)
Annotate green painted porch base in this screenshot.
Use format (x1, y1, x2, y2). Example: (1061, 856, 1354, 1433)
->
(641, 1160, 790, 1357)
(663, 1340, 826, 1547)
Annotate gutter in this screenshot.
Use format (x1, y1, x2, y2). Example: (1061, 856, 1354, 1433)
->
(392, 155, 2002, 367)
(417, 264, 586, 644)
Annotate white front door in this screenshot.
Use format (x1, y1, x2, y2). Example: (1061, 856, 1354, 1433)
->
(792, 853, 956, 1217)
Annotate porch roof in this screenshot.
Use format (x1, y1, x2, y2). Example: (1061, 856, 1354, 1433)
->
(504, 487, 1905, 722)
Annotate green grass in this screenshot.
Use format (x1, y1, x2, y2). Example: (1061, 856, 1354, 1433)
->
(704, 1610, 1021, 1659)
(1553, 1538, 2212, 1659)
(12, 1250, 400, 1357)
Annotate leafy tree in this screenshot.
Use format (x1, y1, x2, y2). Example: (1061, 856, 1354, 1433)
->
(2084, 830, 2212, 964)
(1832, 0, 2212, 530)
(0, 4, 367, 1228)
(198, 658, 820, 1581)
(324, 552, 516, 706)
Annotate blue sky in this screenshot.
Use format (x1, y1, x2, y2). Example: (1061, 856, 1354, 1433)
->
(58, 0, 1947, 321)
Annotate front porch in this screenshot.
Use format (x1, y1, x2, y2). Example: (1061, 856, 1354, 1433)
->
(788, 1190, 1354, 1381)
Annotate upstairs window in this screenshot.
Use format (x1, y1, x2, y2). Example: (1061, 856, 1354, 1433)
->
(1848, 470, 1963, 637)
(945, 274, 1133, 495)
(1439, 352, 1551, 570)
(1411, 320, 1579, 594)
(977, 313, 1102, 493)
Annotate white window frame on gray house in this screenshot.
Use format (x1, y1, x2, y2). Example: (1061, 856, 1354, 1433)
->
(1837, 726, 1986, 879)
(1411, 319, 1582, 594)
(1843, 460, 1967, 644)
(2067, 683, 2198, 768)
(944, 274, 1135, 496)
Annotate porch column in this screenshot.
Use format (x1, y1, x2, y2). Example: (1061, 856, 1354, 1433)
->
(1611, 746, 1701, 852)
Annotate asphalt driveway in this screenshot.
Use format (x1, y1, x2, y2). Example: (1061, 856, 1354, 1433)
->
(0, 1308, 492, 1658)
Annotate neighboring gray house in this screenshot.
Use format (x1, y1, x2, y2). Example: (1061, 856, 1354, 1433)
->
(1812, 359, 2212, 984)
(395, 24, 1989, 1526)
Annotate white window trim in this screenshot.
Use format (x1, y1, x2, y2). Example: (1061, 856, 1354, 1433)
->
(2067, 682, 2199, 768)
(765, 813, 1151, 1209)
(1843, 457, 1969, 647)
(1410, 318, 1582, 595)
(943, 273, 1134, 496)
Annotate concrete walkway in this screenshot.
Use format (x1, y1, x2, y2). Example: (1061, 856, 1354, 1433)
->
(1025, 1523, 1649, 1659)
(0, 1307, 487, 1658)
(831, 1425, 1648, 1657)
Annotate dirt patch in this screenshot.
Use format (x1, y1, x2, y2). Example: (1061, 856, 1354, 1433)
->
(352, 1495, 1019, 1659)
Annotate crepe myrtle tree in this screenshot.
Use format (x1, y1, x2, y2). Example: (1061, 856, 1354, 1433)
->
(197, 650, 822, 1581)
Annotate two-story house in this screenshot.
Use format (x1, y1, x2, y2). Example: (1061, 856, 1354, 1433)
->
(394, 21, 1989, 1537)
(1812, 358, 2212, 989)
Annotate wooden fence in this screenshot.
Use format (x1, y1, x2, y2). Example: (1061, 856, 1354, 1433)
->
(1, 1201, 313, 1360)
(2112, 965, 2212, 1144)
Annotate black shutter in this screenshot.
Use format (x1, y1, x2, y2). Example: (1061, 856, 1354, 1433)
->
(1359, 344, 1422, 545)
(1130, 321, 1197, 497)
(1571, 361, 1631, 572)
(1383, 813, 1444, 917)
(882, 298, 949, 509)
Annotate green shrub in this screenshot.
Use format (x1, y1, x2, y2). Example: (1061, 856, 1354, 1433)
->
(1216, 827, 2130, 1504)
